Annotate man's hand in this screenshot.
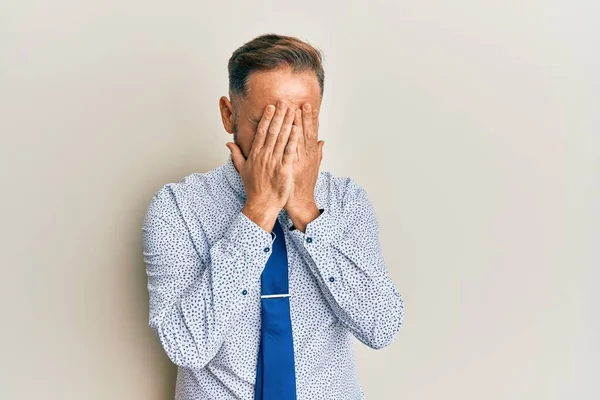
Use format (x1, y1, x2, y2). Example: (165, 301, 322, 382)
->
(284, 103, 325, 232)
(226, 101, 300, 233)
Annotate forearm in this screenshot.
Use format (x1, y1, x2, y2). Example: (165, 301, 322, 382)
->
(290, 208, 404, 349)
(285, 176, 405, 348)
(144, 207, 275, 369)
(149, 238, 261, 368)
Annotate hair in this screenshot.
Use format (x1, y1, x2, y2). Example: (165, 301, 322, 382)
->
(227, 33, 325, 108)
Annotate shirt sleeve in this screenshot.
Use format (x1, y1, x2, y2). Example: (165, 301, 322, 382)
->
(142, 186, 275, 369)
(289, 208, 324, 231)
(288, 178, 405, 349)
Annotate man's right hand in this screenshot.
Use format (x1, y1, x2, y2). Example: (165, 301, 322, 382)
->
(225, 100, 299, 233)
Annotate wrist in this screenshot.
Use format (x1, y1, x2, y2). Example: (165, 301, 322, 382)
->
(286, 201, 320, 233)
(242, 202, 280, 233)
(286, 195, 316, 210)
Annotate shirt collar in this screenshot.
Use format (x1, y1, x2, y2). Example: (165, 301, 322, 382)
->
(223, 153, 247, 200)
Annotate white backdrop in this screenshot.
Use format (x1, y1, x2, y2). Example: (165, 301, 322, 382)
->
(1, 1, 598, 399)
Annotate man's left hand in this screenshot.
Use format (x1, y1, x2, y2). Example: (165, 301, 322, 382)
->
(284, 103, 325, 231)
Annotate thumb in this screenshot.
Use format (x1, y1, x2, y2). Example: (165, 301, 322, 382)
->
(226, 142, 245, 172)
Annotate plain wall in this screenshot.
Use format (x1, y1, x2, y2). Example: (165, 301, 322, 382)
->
(1, 1, 598, 399)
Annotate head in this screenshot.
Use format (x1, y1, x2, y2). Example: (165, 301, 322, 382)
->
(219, 33, 325, 159)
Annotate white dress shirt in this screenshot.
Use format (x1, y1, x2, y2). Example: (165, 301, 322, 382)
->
(142, 154, 405, 399)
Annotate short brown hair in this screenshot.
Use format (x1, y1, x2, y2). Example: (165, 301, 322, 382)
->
(227, 33, 325, 101)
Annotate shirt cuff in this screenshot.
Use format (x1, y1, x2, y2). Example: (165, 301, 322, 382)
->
(223, 210, 277, 263)
(288, 207, 342, 277)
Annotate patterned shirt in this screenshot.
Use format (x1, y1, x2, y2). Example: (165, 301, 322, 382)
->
(142, 154, 405, 400)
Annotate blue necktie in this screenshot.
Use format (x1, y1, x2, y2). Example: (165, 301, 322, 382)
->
(254, 219, 297, 400)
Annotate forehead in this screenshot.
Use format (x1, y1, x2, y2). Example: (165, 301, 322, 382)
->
(242, 67, 321, 118)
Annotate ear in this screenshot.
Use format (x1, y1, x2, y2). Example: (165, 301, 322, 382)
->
(219, 96, 235, 134)
(318, 140, 325, 162)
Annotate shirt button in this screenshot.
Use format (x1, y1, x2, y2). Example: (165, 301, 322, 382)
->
(264, 247, 270, 253)
(242, 289, 248, 295)
(306, 237, 313, 243)
(329, 277, 335, 282)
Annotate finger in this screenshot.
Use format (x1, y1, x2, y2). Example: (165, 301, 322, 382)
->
(263, 100, 288, 150)
(312, 109, 319, 138)
(226, 142, 246, 172)
(302, 103, 315, 143)
(294, 109, 305, 148)
(250, 105, 276, 157)
(273, 107, 296, 160)
(282, 126, 300, 167)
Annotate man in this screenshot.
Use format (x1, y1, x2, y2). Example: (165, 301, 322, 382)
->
(142, 33, 405, 400)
